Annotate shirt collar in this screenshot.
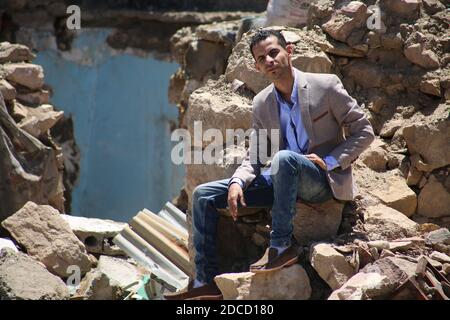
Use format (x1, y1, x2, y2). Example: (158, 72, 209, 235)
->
(274, 68, 298, 106)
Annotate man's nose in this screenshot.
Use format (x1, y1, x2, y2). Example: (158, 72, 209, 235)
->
(265, 55, 274, 65)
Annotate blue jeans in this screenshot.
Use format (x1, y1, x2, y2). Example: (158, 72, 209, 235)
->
(192, 150, 333, 283)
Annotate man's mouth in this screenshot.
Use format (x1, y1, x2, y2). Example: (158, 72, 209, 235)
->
(267, 66, 277, 73)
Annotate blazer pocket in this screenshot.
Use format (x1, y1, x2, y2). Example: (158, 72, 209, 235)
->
(312, 110, 329, 122)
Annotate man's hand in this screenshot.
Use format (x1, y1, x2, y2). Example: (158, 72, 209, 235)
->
(227, 183, 246, 221)
(305, 153, 327, 170)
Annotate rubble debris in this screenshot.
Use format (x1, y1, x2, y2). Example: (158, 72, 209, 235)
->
(417, 175, 450, 218)
(363, 204, 419, 241)
(76, 269, 121, 300)
(369, 175, 417, 217)
(97, 255, 147, 292)
(0, 42, 36, 63)
(1, 201, 92, 277)
(61, 214, 126, 256)
(293, 199, 345, 245)
(0, 248, 69, 300)
(214, 264, 311, 300)
(328, 272, 393, 300)
(1, 63, 44, 90)
(310, 243, 355, 290)
(113, 203, 190, 291)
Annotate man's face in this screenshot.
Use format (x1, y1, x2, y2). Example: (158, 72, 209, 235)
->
(252, 35, 293, 81)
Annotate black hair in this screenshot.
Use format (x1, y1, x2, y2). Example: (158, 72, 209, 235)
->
(249, 29, 287, 59)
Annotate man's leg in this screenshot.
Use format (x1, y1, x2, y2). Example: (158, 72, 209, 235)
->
(270, 150, 333, 248)
(192, 175, 274, 284)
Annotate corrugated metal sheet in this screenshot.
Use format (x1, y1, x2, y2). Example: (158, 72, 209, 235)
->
(113, 202, 191, 291)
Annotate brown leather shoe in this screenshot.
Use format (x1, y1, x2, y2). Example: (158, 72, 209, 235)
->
(163, 281, 223, 300)
(250, 243, 299, 273)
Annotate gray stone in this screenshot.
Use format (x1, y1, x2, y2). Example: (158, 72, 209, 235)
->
(363, 204, 419, 241)
(328, 272, 393, 300)
(76, 269, 120, 300)
(293, 199, 344, 245)
(1, 201, 92, 277)
(429, 251, 450, 264)
(61, 214, 126, 256)
(1, 63, 44, 90)
(310, 243, 355, 290)
(0, 249, 69, 300)
(369, 175, 417, 217)
(425, 228, 450, 246)
(214, 264, 311, 300)
(98, 256, 145, 292)
(0, 42, 35, 63)
(418, 175, 450, 218)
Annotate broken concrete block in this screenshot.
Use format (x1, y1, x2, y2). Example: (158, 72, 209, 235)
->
(363, 204, 419, 241)
(1, 63, 44, 90)
(18, 104, 64, 138)
(369, 175, 417, 217)
(76, 269, 121, 300)
(1, 201, 91, 277)
(328, 272, 393, 300)
(293, 199, 344, 245)
(0, 42, 35, 63)
(310, 243, 355, 290)
(418, 175, 450, 218)
(0, 249, 69, 300)
(61, 214, 126, 256)
(214, 264, 311, 300)
(98, 256, 145, 292)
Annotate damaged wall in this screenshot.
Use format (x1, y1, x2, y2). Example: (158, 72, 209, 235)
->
(34, 29, 184, 220)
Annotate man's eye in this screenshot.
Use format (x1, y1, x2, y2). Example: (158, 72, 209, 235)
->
(270, 50, 278, 57)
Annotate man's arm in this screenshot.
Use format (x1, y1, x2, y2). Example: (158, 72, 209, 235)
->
(230, 107, 264, 190)
(327, 75, 375, 169)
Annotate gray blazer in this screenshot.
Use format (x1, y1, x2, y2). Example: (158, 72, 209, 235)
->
(231, 68, 375, 201)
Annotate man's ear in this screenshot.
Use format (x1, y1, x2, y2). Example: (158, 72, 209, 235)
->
(286, 43, 294, 56)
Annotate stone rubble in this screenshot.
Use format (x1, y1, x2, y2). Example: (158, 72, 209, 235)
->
(0, 0, 449, 300)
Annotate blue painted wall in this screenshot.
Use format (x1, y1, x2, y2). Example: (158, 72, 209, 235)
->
(35, 29, 185, 221)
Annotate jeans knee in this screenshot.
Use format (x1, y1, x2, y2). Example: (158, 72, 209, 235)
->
(272, 150, 298, 175)
(193, 185, 206, 202)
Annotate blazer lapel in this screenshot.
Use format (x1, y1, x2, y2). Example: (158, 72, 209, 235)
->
(266, 84, 283, 148)
(296, 69, 314, 149)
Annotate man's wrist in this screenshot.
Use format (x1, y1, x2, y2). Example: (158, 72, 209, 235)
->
(228, 177, 244, 189)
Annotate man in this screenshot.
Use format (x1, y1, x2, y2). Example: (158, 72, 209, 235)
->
(166, 29, 374, 300)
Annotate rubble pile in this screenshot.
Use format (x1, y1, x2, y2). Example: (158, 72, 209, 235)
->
(0, 201, 151, 300)
(0, 41, 67, 224)
(169, 0, 450, 299)
(0, 1, 449, 300)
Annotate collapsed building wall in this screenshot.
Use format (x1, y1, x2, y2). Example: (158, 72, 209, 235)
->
(169, 0, 450, 298)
